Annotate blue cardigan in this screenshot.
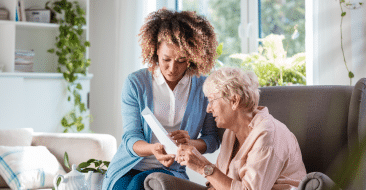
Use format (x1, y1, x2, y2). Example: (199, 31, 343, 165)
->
(102, 69, 220, 190)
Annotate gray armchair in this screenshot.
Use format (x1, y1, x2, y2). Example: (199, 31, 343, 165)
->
(144, 78, 366, 190)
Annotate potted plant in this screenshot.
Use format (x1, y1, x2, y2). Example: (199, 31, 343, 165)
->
(54, 152, 109, 190)
(229, 34, 306, 87)
(46, 0, 91, 133)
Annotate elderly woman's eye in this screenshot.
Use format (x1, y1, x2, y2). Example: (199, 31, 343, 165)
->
(178, 60, 188, 64)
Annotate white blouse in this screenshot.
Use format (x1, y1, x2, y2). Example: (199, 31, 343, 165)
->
(133, 68, 191, 171)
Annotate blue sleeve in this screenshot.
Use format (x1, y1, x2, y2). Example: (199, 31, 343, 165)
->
(198, 100, 221, 154)
(120, 75, 146, 157)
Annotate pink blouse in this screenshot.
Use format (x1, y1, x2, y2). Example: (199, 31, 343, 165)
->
(216, 107, 306, 190)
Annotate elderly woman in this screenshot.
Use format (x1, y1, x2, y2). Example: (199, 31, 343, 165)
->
(102, 9, 220, 190)
(176, 67, 307, 190)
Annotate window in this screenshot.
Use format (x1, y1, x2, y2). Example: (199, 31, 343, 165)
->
(177, 0, 306, 86)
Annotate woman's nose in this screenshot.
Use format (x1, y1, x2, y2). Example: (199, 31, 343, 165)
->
(206, 103, 212, 113)
(168, 61, 178, 72)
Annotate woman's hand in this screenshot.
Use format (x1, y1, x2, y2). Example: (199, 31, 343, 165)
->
(152, 143, 176, 167)
(169, 130, 191, 145)
(175, 144, 211, 175)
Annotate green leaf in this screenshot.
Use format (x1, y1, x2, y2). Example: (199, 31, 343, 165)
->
(63, 73, 69, 81)
(87, 159, 96, 164)
(96, 168, 105, 174)
(68, 96, 71, 101)
(216, 43, 223, 57)
(77, 123, 84, 132)
(78, 162, 91, 169)
(76, 83, 82, 90)
(79, 168, 97, 173)
(61, 117, 68, 127)
(94, 160, 102, 168)
(71, 112, 77, 120)
(48, 49, 55, 53)
(77, 29, 83, 35)
(54, 176, 62, 189)
(103, 161, 110, 168)
(84, 41, 90, 47)
(64, 152, 70, 169)
(341, 12, 346, 17)
(80, 103, 86, 112)
(349, 71, 354, 78)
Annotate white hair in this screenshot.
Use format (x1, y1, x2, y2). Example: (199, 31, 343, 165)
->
(203, 67, 260, 111)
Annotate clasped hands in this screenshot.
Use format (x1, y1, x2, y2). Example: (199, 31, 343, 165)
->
(152, 130, 211, 175)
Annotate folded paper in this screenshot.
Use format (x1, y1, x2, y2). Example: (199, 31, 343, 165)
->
(141, 107, 178, 155)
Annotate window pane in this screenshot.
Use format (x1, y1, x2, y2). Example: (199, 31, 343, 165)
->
(180, 0, 241, 67)
(260, 0, 305, 57)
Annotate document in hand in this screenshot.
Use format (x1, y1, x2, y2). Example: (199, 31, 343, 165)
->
(141, 107, 178, 155)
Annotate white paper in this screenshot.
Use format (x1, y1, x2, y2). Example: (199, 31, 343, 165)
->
(141, 107, 178, 155)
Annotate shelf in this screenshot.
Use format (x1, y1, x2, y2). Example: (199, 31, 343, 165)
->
(0, 20, 87, 29)
(0, 20, 14, 25)
(0, 72, 93, 79)
(16, 21, 59, 29)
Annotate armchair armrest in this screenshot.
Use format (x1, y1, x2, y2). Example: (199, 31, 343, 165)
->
(144, 172, 208, 190)
(31, 132, 117, 171)
(298, 172, 340, 190)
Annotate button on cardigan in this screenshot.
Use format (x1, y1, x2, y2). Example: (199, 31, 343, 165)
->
(102, 69, 220, 190)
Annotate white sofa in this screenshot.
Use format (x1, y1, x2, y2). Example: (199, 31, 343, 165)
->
(0, 131, 117, 190)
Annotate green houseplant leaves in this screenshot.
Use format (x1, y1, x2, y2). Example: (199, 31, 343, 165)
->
(63, 152, 110, 175)
(230, 34, 306, 87)
(46, 0, 91, 133)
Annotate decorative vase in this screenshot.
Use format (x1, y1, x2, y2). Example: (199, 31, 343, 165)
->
(89, 173, 105, 190)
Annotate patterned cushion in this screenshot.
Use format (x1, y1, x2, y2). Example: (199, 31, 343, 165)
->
(0, 146, 66, 189)
(0, 128, 33, 188)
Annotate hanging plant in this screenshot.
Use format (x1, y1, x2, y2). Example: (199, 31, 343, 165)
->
(339, 0, 363, 85)
(46, 0, 91, 132)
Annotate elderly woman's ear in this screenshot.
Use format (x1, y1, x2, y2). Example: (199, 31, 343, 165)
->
(230, 94, 241, 111)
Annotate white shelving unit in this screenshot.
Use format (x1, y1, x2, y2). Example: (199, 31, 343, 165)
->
(0, 0, 92, 133)
(0, 0, 89, 73)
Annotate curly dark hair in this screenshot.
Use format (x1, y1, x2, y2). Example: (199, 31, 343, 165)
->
(138, 9, 218, 76)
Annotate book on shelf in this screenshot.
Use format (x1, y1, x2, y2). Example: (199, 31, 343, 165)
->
(14, 49, 34, 72)
(0, 8, 9, 20)
(15, 5, 19, 21)
(15, 64, 34, 72)
(19, 0, 26, 22)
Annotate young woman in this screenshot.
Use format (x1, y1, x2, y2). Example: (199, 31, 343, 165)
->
(102, 9, 220, 190)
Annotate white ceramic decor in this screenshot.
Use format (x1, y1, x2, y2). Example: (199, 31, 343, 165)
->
(89, 173, 105, 190)
(53, 164, 93, 190)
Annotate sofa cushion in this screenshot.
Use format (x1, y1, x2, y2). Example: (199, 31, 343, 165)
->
(0, 128, 33, 146)
(0, 128, 34, 187)
(0, 146, 66, 189)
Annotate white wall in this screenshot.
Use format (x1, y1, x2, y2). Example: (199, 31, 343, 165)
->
(89, 0, 145, 144)
(0, 74, 91, 132)
(310, 0, 366, 85)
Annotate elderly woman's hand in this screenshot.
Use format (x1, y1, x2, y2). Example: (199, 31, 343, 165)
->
(175, 144, 212, 175)
(152, 143, 175, 167)
(169, 130, 191, 145)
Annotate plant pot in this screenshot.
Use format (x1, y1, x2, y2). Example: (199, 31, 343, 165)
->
(88, 173, 105, 190)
